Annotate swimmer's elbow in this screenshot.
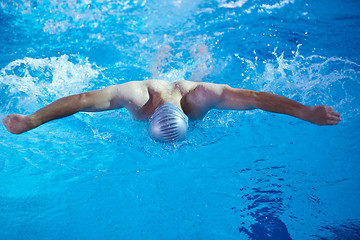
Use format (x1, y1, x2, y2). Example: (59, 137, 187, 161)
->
(78, 92, 97, 111)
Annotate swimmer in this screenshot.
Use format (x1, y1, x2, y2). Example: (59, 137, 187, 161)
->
(2, 80, 341, 142)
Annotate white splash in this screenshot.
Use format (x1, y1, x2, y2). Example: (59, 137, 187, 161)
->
(237, 46, 360, 121)
(260, 0, 294, 10)
(219, 0, 248, 8)
(0, 55, 99, 112)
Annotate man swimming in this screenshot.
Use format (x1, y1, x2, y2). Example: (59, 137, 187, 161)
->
(2, 80, 341, 142)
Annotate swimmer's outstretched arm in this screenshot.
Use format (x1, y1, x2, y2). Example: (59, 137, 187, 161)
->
(211, 85, 341, 125)
(3, 85, 126, 134)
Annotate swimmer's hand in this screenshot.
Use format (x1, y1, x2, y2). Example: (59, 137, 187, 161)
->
(2, 114, 35, 134)
(304, 105, 341, 125)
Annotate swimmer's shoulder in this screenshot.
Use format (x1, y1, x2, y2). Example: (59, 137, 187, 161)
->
(178, 80, 227, 95)
(109, 81, 149, 101)
(142, 79, 165, 85)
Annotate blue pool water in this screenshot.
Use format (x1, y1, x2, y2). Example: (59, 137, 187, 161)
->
(1, 0, 360, 239)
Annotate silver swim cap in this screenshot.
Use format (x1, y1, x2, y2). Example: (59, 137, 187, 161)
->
(149, 103, 189, 143)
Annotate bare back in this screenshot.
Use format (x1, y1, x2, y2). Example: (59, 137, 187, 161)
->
(115, 80, 226, 120)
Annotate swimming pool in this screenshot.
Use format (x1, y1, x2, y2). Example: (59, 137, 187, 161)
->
(1, 0, 359, 239)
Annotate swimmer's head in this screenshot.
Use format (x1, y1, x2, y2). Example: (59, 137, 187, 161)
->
(148, 103, 189, 143)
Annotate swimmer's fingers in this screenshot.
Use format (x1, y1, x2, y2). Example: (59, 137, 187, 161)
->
(326, 106, 340, 116)
(326, 118, 341, 125)
(2, 114, 15, 131)
(2, 114, 32, 134)
(307, 105, 341, 125)
(333, 111, 341, 118)
(327, 107, 341, 124)
(326, 121, 339, 125)
(330, 113, 341, 122)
